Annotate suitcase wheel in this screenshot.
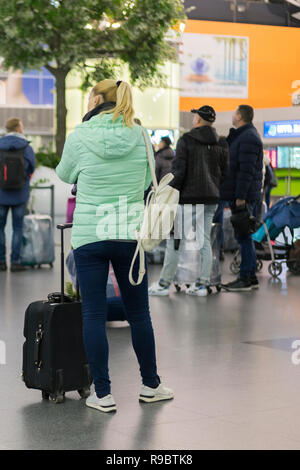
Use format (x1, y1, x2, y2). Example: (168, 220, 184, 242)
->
(78, 388, 91, 399)
(50, 392, 65, 404)
(42, 391, 50, 400)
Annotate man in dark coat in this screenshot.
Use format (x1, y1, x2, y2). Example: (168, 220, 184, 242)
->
(155, 136, 174, 183)
(221, 105, 263, 292)
(149, 105, 229, 297)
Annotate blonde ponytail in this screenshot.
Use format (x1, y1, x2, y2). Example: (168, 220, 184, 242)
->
(92, 79, 135, 128)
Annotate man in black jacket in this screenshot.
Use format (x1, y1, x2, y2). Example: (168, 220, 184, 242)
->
(221, 105, 263, 292)
(149, 106, 229, 297)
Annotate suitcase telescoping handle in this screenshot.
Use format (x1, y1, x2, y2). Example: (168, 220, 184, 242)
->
(56, 223, 80, 303)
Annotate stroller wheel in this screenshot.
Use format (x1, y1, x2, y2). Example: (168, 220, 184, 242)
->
(256, 259, 263, 272)
(268, 261, 282, 278)
(230, 261, 240, 275)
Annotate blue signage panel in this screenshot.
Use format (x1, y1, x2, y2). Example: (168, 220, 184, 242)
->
(264, 120, 300, 138)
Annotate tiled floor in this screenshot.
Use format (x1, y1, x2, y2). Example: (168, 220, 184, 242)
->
(0, 228, 300, 450)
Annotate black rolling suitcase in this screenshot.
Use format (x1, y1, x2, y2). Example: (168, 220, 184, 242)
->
(22, 223, 92, 403)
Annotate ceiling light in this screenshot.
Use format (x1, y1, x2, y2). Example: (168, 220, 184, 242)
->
(285, 0, 300, 7)
(291, 11, 300, 20)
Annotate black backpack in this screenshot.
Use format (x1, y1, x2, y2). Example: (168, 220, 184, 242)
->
(0, 146, 27, 190)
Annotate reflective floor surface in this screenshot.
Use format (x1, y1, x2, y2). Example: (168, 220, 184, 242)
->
(0, 229, 300, 450)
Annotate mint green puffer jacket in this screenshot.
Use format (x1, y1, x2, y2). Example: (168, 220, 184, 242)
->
(56, 114, 154, 250)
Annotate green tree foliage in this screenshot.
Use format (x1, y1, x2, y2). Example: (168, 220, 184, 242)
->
(0, 0, 185, 156)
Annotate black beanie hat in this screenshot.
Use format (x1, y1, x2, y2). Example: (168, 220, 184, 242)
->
(191, 105, 216, 123)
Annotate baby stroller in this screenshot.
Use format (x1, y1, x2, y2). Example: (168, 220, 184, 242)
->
(230, 195, 300, 278)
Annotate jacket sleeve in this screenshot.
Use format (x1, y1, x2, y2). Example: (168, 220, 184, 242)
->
(155, 155, 162, 183)
(170, 137, 187, 191)
(25, 145, 36, 176)
(56, 133, 81, 184)
(218, 138, 229, 184)
(143, 129, 155, 190)
(235, 140, 261, 200)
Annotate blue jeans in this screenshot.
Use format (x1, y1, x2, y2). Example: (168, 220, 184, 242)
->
(0, 204, 26, 264)
(213, 200, 229, 249)
(73, 241, 160, 398)
(265, 186, 271, 209)
(230, 202, 257, 279)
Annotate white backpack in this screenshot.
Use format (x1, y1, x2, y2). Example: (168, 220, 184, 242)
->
(129, 129, 179, 286)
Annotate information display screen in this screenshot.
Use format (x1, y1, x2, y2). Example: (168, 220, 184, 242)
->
(148, 129, 175, 146)
(264, 149, 277, 168)
(276, 147, 300, 169)
(264, 121, 300, 139)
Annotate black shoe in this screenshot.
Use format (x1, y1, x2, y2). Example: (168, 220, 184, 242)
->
(250, 275, 259, 290)
(222, 277, 252, 292)
(10, 263, 27, 272)
(0, 263, 7, 271)
(219, 249, 225, 262)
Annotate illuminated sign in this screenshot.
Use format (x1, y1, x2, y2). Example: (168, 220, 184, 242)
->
(264, 120, 300, 138)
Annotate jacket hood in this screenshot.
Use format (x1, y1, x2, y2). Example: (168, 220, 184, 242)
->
(0, 134, 29, 151)
(186, 126, 219, 145)
(74, 114, 142, 160)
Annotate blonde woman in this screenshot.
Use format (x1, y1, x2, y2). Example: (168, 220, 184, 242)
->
(56, 80, 173, 413)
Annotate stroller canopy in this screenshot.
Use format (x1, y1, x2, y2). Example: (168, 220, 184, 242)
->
(264, 197, 300, 230)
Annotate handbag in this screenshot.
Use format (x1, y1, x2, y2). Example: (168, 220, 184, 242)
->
(230, 204, 258, 238)
(129, 129, 179, 286)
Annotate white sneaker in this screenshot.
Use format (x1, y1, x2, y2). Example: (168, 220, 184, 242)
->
(86, 392, 116, 413)
(139, 383, 174, 403)
(148, 281, 169, 296)
(186, 283, 208, 297)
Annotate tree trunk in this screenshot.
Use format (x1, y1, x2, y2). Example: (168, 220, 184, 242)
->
(48, 67, 69, 157)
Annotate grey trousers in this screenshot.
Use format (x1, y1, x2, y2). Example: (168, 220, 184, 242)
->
(159, 204, 217, 286)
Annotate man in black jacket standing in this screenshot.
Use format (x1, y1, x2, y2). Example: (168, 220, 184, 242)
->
(149, 106, 229, 297)
(222, 105, 263, 292)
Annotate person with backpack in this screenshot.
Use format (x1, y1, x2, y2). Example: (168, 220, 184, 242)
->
(148, 105, 229, 297)
(56, 79, 173, 413)
(0, 118, 36, 272)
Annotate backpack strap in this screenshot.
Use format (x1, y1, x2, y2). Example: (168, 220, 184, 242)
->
(129, 131, 156, 286)
(141, 128, 158, 191)
(129, 240, 146, 286)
